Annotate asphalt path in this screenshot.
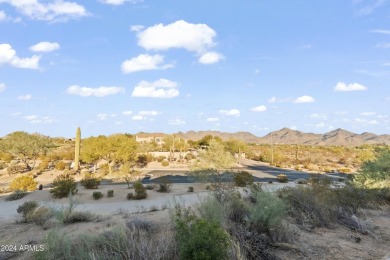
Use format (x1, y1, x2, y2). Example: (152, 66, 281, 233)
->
(137, 159, 344, 184)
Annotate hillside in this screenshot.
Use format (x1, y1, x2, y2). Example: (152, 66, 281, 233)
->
(174, 128, 390, 146)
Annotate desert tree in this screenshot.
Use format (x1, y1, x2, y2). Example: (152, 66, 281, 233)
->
(0, 131, 53, 171)
(81, 134, 138, 174)
(193, 139, 235, 186)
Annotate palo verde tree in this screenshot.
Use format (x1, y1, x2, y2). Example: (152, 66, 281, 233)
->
(81, 134, 138, 174)
(193, 139, 235, 185)
(0, 131, 53, 171)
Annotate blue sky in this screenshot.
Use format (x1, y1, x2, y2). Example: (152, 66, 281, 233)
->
(0, 0, 389, 138)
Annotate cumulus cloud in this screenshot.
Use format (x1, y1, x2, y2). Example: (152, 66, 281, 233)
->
(0, 43, 40, 69)
(169, 119, 186, 125)
(132, 79, 179, 98)
(0, 10, 7, 21)
(122, 110, 133, 115)
(250, 105, 267, 112)
(18, 94, 32, 100)
(132, 115, 144, 120)
(100, 0, 141, 5)
(24, 114, 55, 124)
(334, 82, 367, 92)
(67, 85, 124, 97)
(138, 110, 160, 116)
(136, 20, 217, 53)
(0, 83, 5, 92)
(198, 51, 224, 64)
(219, 109, 240, 116)
(206, 117, 219, 122)
(121, 54, 173, 73)
(30, 41, 60, 52)
(293, 95, 315, 103)
(0, 0, 88, 21)
(130, 25, 144, 32)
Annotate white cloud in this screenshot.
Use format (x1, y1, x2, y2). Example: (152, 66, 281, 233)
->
(371, 29, 390, 35)
(361, 112, 376, 116)
(219, 109, 240, 116)
(334, 82, 367, 92)
(136, 20, 217, 53)
(132, 79, 179, 98)
(0, 10, 7, 21)
(375, 42, 390, 48)
(0, 83, 5, 92)
(130, 25, 144, 32)
(169, 119, 186, 125)
(18, 94, 32, 100)
(121, 54, 173, 73)
(293, 95, 315, 103)
(122, 110, 133, 115)
(67, 85, 124, 97)
(250, 105, 267, 112)
(355, 118, 378, 125)
(355, 0, 386, 15)
(290, 126, 297, 130)
(254, 69, 260, 75)
(0, 43, 40, 69)
(97, 113, 108, 120)
(315, 122, 326, 128)
(132, 115, 144, 120)
(23, 114, 55, 124)
(206, 117, 219, 122)
(310, 113, 327, 120)
(268, 97, 277, 103)
(138, 110, 160, 116)
(100, 0, 141, 5)
(30, 41, 60, 52)
(0, 0, 88, 21)
(198, 51, 224, 64)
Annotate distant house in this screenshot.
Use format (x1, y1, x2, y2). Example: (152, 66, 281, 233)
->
(135, 133, 166, 145)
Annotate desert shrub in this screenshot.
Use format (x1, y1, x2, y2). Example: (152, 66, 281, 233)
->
(126, 218, 156, 232)
(276, 174, 288, 183)
(39, 160, 50, 171)
(5, 190, 27, 201)
(80, 173, 101, 189)
(39, 184, 43, 190)
(133, 181, 147, 200)
(127, 192, 134, 200)
(0, 152, 13, 163)
(233, 171, 254, 187)
(50, 173, 77, 198)
(136, 154, 152, 168)
(161, 160, 169, 167)
(185, 153, 196, 160)
(338, 167, 352, 173)
(197, 195, 226, 224)
(157, 155, 166, 162)
(62, 211, 94, 224)
(226, 194, 250, 223)
(55, 161, 67, 170)
(157, 177, 172, 193)
(10, 175, 37, 191)
(92, 191, 103, 200)
(248, 192, 285, 233)
(174, 205, 229, 260)
(0, 161, 6, 170)
(187, 186, 194, 192)
(295, 178, 308, 184)
(29, 206, 53, 226)
(7, 163, 26, 175)
(353, 149, 390, 189)
(17, 201, 39, 222)
(107, 190, 114, 197)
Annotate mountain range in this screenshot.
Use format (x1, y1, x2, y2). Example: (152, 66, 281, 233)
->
(175, 128, 390, 146)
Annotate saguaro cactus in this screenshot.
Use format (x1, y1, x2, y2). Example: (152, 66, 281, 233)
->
(74, 127, 81, 171)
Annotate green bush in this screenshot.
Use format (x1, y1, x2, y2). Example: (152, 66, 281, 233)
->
(157, 177, 172, 193)
(234, 171, 254, 187)
(174, 206, 229, 260)
(133, 181, 147, 200)
(248, 192, 285, 233)
(107, 190, 114, 197)
(161, 160, 169, 167)
(17, 201, 39, 222)
(92, 191, 103, 200)
(50, 173, 77, 198)
(10, 175, 37, 191)
(55, 161, 67, 170)
(146, 184, 156, 190)
(185, 153, 196, 160)
(0, 152, 13, 163)
(276, 174, 288, 183)
(39, 160, 50, 172)
(157, 155, 166, 162)
(5, 190, 27, 201)
(80, 173, 101, 189)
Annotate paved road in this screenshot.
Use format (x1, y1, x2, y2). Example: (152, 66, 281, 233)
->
(137, 158, 343, 184)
